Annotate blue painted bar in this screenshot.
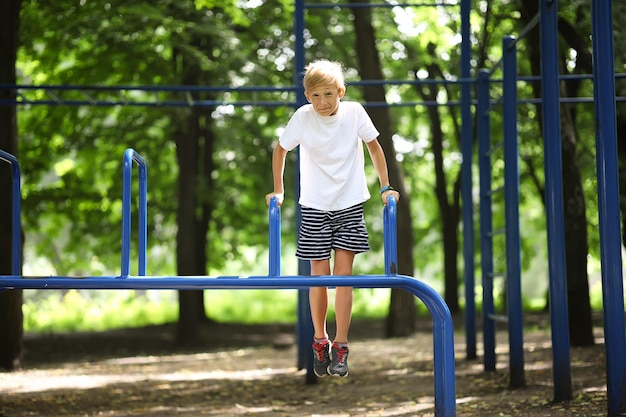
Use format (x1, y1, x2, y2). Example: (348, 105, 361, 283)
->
(268, 198, 281, 277)
(502, 35, 525, 388)
(476, 69, 496, 372)
(383, 195, 398, 275)
(539, 0, 572, 401)
(0, 150, 21, 276)
(120, 149, 147, 277)
(0, 273, 456, 416)
(1, 196, 455, 416)
(460, 0, 477, 361)
(590, 1, 626, 415)
(304, 2, 456, 9)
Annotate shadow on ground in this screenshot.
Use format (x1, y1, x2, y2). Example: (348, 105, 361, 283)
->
(0, 315, 609, 416)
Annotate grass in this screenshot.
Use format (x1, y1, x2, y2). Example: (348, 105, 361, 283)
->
(22, 283, 607, 334)
(22, 288, 394, 333)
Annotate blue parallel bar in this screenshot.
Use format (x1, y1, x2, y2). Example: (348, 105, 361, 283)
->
(460, 0, 476, 361)
(539, 0, 572, 401)
(121, 149, 147, 277)
(502, 35, 525, 388)
(383, 196, 398, 275)
(590, 0, 626, 415)
(0, 273, 456, 416)
(476, 69, 496, 372)
(268, 197, 281, 277)
(0, 150, 21, 276)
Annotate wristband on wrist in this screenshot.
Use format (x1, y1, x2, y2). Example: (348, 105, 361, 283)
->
(379, 185, 394, 195)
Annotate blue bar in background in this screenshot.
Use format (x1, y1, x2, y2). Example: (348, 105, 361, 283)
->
(539, 0, 572, 401)
(502, 35, 525, 388)
(590, 0, 626, 415)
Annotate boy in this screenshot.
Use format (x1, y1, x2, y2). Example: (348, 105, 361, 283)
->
(265, 59, 400, 377)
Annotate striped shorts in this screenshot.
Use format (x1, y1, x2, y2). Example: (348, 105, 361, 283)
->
(296, 204, 370, 260)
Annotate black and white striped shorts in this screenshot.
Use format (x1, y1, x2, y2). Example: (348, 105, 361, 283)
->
(296, 204, 370, 260)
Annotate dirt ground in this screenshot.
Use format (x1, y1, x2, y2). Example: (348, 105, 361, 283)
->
(0, 314, 610, 417)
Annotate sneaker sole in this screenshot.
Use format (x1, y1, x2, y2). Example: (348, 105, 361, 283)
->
(328, 367, 348, 377)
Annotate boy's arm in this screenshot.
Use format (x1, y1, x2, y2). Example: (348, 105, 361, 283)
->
(366, 139, 401, 204)
(265, 144, 289, 206)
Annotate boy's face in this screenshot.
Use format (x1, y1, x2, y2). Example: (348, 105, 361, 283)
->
(304, 83, 345, 117)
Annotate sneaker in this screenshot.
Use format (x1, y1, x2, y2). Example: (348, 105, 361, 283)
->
(312, 340, 331, 377)
(328, 343, 349, 377)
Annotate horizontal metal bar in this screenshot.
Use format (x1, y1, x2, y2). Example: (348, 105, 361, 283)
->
(0, 84, 298, 93)
(487, 228, 506, 237)
(0, 99, 294, 108)
(0, 98, 467, 108)
(304, 2, 459, 10)
(484, 141, 504, 157)
(487, 185, 505, 196)
(2, 274, 429, 291)
(487, 313, 509, 323)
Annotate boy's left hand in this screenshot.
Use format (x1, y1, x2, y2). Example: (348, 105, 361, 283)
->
(381, 190, 400, 205)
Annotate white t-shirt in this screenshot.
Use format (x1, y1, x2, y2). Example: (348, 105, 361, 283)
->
(279, 101, 380, 211)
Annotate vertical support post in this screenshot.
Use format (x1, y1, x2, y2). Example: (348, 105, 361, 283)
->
(268, 197, 281, 277)
(502, 35, 525, 388)
(539, 0, 572, 401)
(0, 150, 21, 276)
(476, 69, 495, 371)
(138, 156, 147, 276)
(121, 148, 147, 277)
(293, 0, 315, 384)
(383, 196, 397, 275)
(460, 0, 477, 361)
(590, 1, 626, 415)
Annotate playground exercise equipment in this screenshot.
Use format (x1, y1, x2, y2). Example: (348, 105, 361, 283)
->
(2, 0, 624, 414)
(472, 2, 626, 415)
(0, 148, 458, 417)
(476, 35, 525, 389)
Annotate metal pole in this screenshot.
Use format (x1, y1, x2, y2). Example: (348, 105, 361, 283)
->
(590, 0, 626, 414)
(293, 0, 315, 384)
(539, 0, 572, 401)
(502, 35, 525, 388)
(460, 0, 476, 361)
(476, 69, 496, 371)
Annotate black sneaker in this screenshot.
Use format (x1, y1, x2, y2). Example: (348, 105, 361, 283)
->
(328, 343, 349, 377)
(312, 340, 331, 377)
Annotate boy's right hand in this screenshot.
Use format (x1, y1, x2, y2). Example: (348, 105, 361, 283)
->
(265, 192, 284, 206)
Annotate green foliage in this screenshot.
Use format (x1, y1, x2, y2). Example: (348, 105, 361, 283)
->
(23, 290, 178, 333)
(14, 0, 610, 320)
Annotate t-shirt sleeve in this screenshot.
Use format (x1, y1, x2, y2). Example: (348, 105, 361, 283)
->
(356, 103, 380, 143)
(278, 109, 302, 151)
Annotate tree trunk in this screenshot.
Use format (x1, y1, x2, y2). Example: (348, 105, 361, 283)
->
(175, 108, 202, 345)
(518, 1, 594, 346)
(0, 0, 24, 371)
(349, 0, 417, 337)
(408, 43, 462, 314)
(174, 30, 217, 345)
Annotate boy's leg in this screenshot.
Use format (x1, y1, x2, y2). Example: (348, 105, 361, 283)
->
(332, 248, 355, 342)
(310, 259, 331, 377)
(309, 259, 331, 339)
(328, 249, 355, 377)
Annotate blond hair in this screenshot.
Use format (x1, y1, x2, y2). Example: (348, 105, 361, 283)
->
(303, 60, 345, 91)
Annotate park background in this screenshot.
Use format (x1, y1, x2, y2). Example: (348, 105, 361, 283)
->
(0, 0, 625, 416)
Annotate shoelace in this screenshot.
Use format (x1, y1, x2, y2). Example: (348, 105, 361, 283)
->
(314, 343, 328, 361)
(334, 347, 348, 364)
